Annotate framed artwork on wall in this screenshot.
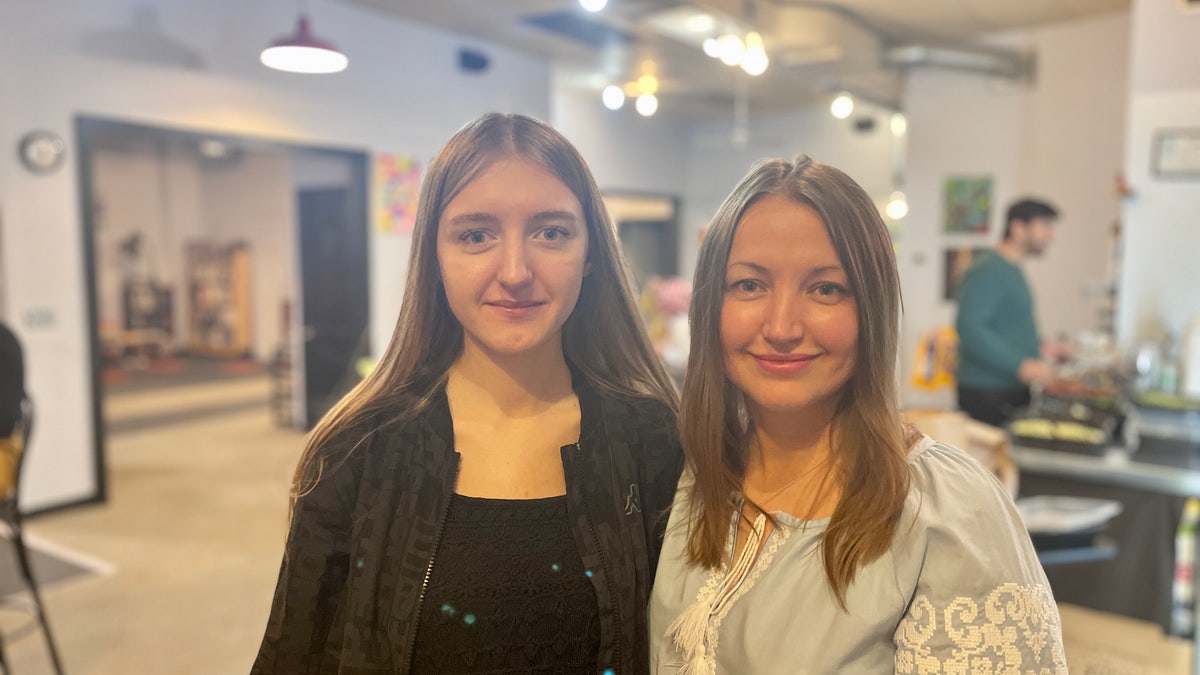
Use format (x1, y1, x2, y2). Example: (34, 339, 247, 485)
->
(943, 246, 989, 300)
(943, 175, 993, 234)
(1152, 128, 1200, 179)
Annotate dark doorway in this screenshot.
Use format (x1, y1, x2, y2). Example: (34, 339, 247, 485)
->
(618, 219, 678, 288)
(603, 193, 680, 288)
(298, 182, 369, 428)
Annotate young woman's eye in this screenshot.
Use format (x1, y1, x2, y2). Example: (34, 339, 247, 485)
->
(459, 230, 488, 245)
(540, 226, 570, 241)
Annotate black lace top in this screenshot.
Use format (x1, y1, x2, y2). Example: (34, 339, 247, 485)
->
(410, 493, 602, 674)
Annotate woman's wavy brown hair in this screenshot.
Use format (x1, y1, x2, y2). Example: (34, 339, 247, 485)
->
(681, 156, 912, 608)
(293, 113, 678, 501)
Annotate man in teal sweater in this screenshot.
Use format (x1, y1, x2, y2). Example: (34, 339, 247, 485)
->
(955, 199, 1060, 427)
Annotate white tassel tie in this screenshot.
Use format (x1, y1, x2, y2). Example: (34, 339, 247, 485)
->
(665, 513, 767, 675)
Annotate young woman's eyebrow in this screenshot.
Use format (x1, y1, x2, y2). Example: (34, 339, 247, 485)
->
(528, 210, 579, 225)
(445, 212, 499, 228)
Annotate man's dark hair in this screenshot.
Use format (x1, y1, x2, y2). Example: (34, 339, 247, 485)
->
(1003, 198, 1058, 239)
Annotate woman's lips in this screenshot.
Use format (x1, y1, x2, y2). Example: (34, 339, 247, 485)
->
(487, 300, 545, 318)
(753, 353, 818, 375)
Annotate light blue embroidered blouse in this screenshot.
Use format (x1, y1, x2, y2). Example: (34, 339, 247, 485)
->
(649, 437, 1066, 674)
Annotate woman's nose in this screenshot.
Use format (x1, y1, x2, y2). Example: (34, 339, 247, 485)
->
(762, 293, 804, 347)
(498, 240, 534, 287)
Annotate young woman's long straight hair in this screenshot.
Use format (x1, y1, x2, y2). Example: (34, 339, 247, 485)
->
(681, 156, 911, 608)
(294, 113, 678, 498)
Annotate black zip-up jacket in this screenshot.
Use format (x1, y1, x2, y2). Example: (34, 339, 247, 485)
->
(252, 380, 683, 674)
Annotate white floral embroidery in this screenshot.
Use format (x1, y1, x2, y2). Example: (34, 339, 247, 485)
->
(708, 522, 793, 649)
(665, 515, 794, 674)
(894, 582, 1067, 674)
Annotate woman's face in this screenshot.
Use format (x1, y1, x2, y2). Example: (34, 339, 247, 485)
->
(719, 195, 858, 419)
(436, 157, 589, 360)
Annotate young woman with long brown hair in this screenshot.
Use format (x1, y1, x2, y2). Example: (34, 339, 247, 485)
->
(253, 113, 682, 674)
(649, 157, 1064, 673)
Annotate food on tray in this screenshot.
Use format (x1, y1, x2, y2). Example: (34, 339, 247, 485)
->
(1136, 390, 1200, 411)
(1010, 418, 1106, 444)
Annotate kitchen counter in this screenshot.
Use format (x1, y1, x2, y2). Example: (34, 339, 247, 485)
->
(1013, 410, 1200, 673)
(1012, 443, 1200, 497)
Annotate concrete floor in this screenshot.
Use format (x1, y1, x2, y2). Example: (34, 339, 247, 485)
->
(5, 374, 301, 674)
(2, 372, 1194, 674)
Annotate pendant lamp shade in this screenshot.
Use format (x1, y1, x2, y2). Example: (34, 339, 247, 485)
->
(260, 15, 348, 74)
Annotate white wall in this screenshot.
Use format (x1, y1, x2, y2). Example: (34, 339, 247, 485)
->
(1117, 0, 1200, 346)
(0, 0, 550, 511)
(901, 13, 1130, 408)
(1019, 14, 1130, 342)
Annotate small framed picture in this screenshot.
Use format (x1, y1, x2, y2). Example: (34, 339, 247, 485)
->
(942, 175, 993, 234)
(943, 247, 989, 301)
(1152, 129, 1200, 179)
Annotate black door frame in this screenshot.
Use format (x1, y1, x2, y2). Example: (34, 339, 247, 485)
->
(72, 115, 370, 514)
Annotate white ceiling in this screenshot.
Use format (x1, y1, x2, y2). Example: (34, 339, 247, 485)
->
(337, 0, 1128, 118)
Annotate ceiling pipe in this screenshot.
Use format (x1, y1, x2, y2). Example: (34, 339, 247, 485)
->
(762, 0, 1035, 81)
(884, 43, 1034, 81)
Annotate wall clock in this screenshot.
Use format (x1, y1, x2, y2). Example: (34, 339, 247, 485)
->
(18, 130, 67, 174)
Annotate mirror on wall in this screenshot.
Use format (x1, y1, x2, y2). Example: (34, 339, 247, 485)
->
(76, 117, 371, 500)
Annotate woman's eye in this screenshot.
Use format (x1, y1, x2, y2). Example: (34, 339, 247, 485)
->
(730, 280, 760, 293)
(812, 282, 849, 299)
(459, 230, 487, 245)
(540, 226, 569, 241)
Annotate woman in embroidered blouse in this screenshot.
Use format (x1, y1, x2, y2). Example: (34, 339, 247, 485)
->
(254, 113, 683, 674)
(649, 157, 1065, 674)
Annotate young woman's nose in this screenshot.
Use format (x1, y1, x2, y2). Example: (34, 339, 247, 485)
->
(498, 240, 534, 287)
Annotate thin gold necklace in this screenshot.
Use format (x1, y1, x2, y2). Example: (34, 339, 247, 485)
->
(745, 456, 829, 507)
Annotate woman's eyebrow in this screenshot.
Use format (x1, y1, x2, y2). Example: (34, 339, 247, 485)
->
(445, 212, 499, 228)
(809, 265, 845, 275)
(725, 260, 769, 275)
(528, 210, 580, 225)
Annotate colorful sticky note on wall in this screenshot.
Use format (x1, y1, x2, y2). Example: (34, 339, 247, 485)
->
(375, 153, 422, 235)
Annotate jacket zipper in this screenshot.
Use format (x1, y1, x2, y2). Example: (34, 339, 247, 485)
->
(405, 453, 461, 673)
(575, 442, 622, 674)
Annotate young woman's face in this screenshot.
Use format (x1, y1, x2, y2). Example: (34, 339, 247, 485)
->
(719, 195, 858, 418)
(437, 157, 589, 360)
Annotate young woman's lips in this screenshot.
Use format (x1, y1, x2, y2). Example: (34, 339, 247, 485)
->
(488, 300, 545, 318)
(753, 353, 817, 375)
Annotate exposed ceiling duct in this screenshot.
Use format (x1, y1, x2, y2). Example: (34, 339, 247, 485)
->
(884, 43, 1034, 81)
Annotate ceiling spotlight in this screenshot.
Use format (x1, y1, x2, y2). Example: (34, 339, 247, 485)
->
(602, 85, 626, 110)
(741, 32, 768, 76)
(579, 0, 608, 12)
(890, 112, 907, 136)
(637, 73, 658, 94)
(200, 139, 230, 158)
(702, 38, 721, 58)
(885, 191, 909, 220)
(830, 93, 854, 119)
(717, 34, 745, 67)
(260, 13, 348, 74)
(636, 93, 659, 117)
